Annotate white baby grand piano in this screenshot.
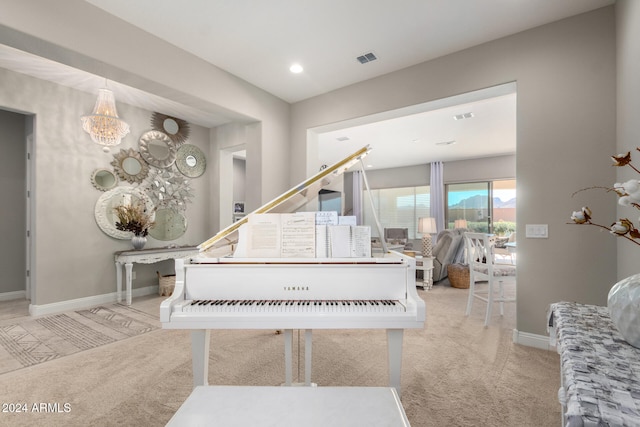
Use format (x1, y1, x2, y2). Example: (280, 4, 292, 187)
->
(160, 146, 425, 395)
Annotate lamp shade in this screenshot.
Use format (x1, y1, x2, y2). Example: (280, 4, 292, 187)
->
(454, 219, 468, 228)
(418, 217, 436, 234)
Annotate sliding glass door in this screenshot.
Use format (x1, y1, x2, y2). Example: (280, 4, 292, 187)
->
(446, 179, 516, 235)
(447, 182, 490, 232)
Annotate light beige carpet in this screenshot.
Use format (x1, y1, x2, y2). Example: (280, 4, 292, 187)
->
(0, 284, 561, 426)
(0, 304, 158, 375)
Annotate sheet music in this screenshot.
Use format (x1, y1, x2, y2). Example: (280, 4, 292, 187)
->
(316, 225, 329, 258)
(351, 226, 372, 257)
(329, 225, 353, 258)
(316, 211, 338, 225)
(281, 212, 316, 258)
(247, 214, 281, 258)
(338, 216, 357, 226)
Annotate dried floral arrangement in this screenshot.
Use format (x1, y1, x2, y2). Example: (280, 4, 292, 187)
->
(113, 202, 156, 237)
(570, 150, 640, 246)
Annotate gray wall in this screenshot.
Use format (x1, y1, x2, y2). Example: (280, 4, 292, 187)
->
(616, 1, 640, 280)
(291, 8, 617, 336)
(0, 109, 26, 294)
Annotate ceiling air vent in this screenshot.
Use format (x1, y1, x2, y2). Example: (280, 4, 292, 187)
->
(453, 112, 474, 121)
(356, 52, 377, 64)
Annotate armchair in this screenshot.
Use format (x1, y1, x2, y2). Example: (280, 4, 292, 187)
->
(383, 228, 413, 251)
(432, 228, 468, 282)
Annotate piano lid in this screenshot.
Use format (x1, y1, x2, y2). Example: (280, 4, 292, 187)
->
(198, 145, 371, 255)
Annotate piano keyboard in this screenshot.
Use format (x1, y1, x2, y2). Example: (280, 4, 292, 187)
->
(182, 299, 406, 313)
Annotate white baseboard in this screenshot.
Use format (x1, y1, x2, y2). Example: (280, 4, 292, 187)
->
(512, 329, 553, 351)
(29, 285, 158, 317)
(0, 290, 26, 302)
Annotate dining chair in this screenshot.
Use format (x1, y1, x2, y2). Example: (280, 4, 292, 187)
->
(463, 232, 516, 326)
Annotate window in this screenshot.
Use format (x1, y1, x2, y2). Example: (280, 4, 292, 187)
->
(363, 186, 430, 239)
(446, 179, 516, 235)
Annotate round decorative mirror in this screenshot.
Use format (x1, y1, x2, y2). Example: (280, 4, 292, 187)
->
(94, 187, 154, 239)
(148, 208, 187, 241)
(163, 118, 179, 135)
(91, 168, 118, 191)
(150, 112, 190, 146)
(176, 144, 206, 178)
(111, 148, 150, 184)
(139, 130, 176, 168)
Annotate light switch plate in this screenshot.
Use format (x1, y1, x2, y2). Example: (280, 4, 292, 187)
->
(526, 224, 548, 238)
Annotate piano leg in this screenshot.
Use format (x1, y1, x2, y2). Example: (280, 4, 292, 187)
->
(386, 329, 404, 396)
(284, 330, 314, 386)
(284, 329, 293, 386)
(305, 330, 312, 386)
(191, 330, 210, 388)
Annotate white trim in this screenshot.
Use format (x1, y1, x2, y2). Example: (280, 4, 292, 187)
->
(28, 285, 158, 317)
(512, 329, 553, 351)
(0, 290, 27, 302)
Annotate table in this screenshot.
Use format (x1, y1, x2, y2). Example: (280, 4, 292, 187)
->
(114, 246, 198, 305)
(415, 256, 434, 289)
(548, 301, 640, 427)
(166, 386, 411, 427)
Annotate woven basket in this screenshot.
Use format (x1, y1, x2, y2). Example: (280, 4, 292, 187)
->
(447, 264, 470, 289)
(157, 271, 176, 296)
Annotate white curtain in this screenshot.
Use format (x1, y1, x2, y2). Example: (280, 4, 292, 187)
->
(352, 170, 363, 225)
(430, 161, 445, 238)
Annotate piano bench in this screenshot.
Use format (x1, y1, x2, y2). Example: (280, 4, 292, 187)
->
(167, 385, 411, 426)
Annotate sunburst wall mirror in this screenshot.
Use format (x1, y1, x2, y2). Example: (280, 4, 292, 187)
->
(151, 112, 190, 146)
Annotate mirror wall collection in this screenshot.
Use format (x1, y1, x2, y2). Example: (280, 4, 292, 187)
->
(93, 113, 206, 242)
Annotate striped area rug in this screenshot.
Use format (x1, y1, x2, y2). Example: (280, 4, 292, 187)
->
(0, 304, 158, 374)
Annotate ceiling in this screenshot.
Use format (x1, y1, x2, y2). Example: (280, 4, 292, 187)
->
(87, 0, 614, 104)
(0, 0, 615, 170)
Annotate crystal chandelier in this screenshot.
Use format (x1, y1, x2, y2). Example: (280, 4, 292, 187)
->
(81, 87, 130, 152)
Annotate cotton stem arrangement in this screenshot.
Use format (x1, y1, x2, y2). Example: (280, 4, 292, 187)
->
(570, 150, 640, 247)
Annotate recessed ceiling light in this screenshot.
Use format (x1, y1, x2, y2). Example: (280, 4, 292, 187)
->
(289, 63, 303, 73)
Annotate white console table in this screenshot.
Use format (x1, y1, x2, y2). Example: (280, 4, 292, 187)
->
(114, 246, 198, 305)
(167, 385, 410, 427)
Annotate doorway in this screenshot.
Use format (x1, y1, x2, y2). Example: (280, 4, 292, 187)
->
(0, 108, 32, 314)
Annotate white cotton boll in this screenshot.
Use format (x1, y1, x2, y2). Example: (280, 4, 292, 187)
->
(623, 179, 640, 193)
(619, 196, 632, 206)
(629, 191, 640, 203)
